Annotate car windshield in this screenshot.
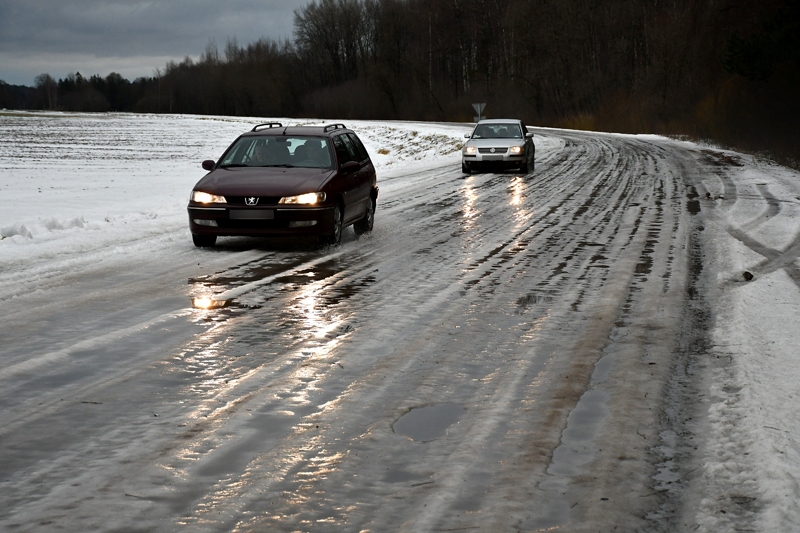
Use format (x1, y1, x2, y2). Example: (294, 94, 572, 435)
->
(219, 136, 333, 169)
(471, 123, 523, 139)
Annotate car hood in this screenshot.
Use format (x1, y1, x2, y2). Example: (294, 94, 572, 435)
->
(465, 138, 524, 148)
(193, 167, 335, 196)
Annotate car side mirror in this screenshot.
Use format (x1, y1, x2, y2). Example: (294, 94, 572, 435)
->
(341, 161, 360, 173)
(202, 160, 215, 171)
(464, 134, 471, 139)
(526, 132, 534, 138)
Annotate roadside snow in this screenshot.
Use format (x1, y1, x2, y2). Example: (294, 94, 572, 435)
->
(685, 151, 800, 532)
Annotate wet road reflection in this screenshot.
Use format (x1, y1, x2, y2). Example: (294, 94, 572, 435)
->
(192, 297, 229, 310)
(508, 175, 525, 206)
(0, 128, 721, 532)
(166, 134, 694, 531)
(459, 181, 479, 228)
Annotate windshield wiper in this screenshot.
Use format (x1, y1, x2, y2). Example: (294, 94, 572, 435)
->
(219, 163, 248, 168)
(263, 164, 296, 168)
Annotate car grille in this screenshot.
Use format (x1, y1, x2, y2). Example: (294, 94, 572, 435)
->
(478, 147, 508, 154)
(226, 196, 282, 206)
(217, 219, 290, 229)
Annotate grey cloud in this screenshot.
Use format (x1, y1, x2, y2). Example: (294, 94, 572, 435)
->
(0, 0, 312, 84)
(2, 0, 310, 55)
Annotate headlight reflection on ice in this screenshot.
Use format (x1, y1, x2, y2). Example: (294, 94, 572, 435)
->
(285, 280, 350, 403)
(460, 183, 479, 229)
(296, 288, 341, 341)
(192, 297, 229, 310)
(509, 176, 525, 206)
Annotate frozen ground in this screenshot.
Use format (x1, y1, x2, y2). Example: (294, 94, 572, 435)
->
(1, 111, 799, 531)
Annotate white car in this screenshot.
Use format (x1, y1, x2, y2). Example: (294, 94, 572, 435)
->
(462, 119, 535, 174)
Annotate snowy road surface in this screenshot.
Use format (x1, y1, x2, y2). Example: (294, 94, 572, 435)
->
(2, 112, 800, 532)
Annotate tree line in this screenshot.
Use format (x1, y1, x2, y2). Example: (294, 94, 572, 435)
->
(1, 0, 797, 166)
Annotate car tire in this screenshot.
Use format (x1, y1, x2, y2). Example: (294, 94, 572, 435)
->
(320, 204, 343, 245)
(353, 196, 375, 235)
(192, 234, 216, 247)
(462, 162, 471, 174)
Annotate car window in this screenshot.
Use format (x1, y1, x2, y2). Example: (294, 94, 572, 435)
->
(347, 133, 370, 162)
(339, 134, 362, 163)
(219, 139, 253, 166)
(294, 138, 333, 168)
(333, 135, 358, 165)
(219, 136, 333, 169)
(472, 123, 523, 139)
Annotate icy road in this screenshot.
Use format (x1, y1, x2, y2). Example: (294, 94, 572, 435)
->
(2, 112, 800, 532)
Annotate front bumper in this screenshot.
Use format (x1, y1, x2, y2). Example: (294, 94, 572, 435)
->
(187, 204, 336, 237)
(462, 152, 526, 168)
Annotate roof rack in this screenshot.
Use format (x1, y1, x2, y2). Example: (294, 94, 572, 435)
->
(251, 122, 283, 132)
(323, 123, 347, 132)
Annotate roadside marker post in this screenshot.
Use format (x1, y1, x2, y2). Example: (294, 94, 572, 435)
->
(472, 103, 486, 122)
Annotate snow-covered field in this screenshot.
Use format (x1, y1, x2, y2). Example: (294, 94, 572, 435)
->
(1, 111, 800, 531)
(0, 113, 465, 289)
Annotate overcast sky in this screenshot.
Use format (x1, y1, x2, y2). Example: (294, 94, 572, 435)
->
(0, 0, 314, 86)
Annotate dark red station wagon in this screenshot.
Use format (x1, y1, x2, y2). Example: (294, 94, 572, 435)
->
(188, 123, 378, 247)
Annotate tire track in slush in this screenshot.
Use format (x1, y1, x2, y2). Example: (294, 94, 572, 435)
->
(0, 129, 704, 533)
(158, 129, 688, 523)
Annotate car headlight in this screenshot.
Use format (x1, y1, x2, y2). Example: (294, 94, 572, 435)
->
(509, 146, 523, 154)
(465, 146, 477, 154)
(279, 192, 326, 205)
(192, 191, 227, 204)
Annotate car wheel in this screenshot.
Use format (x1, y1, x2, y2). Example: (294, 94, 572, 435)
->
(192, 234, 216, 247)
(462, 162, 471, 174)
(353, 196, 375, 235)
(320, 204, 343, 245)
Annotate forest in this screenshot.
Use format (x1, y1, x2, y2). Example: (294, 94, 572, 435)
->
(1, 0, 798, 166)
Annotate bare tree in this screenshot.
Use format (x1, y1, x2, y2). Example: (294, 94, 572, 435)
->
(34, 73, 58, 109)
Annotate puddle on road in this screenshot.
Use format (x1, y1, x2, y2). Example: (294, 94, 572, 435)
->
(393, 403, 465, 442)
(190, 296, 262, 314)
(547, 389, 610, 477)
(189, 297, 258, 324)
(526, 354, 614, 530)
(189, 257, 345, 289)
(187, 253, 376, 323)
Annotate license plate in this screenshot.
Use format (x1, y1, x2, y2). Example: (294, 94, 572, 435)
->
(229, 209, 274, 220)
